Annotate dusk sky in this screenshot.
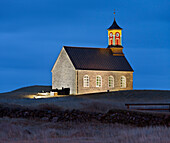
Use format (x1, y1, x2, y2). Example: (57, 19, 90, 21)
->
(0, 0, 169, 93)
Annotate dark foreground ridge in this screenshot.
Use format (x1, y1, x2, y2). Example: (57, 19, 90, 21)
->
(0, 105, 169, 127)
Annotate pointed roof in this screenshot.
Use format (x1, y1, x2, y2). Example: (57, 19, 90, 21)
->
(108, 18, 122, 30)
(64, 46, 133, 71)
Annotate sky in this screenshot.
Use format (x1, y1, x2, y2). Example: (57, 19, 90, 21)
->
(0, 0, 170, 93)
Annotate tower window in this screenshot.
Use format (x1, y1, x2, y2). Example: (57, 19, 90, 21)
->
(120, 76, 126, 88)
(96, 75, 102, 87)
(108, 76, 114, 88)
(83, 75, 89, 87)
(115, 32, 120, 45)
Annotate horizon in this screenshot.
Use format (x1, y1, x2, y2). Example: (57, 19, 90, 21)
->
(0, 0, 170, 93)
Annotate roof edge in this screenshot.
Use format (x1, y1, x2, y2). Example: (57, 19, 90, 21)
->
(63, 45, 107, 50)
(75, 68, 134, 72)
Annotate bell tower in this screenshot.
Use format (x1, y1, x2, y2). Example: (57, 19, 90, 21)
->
(107, 11, 124, 56)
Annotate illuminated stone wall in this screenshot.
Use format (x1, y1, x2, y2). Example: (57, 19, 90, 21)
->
(52, 48, 76, 94)
(77, 70, 133, 94)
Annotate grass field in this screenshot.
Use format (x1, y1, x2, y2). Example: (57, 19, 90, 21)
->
(0, 117, 170, 143)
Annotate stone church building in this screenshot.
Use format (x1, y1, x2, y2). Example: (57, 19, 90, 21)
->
(51, 17, 134, 95)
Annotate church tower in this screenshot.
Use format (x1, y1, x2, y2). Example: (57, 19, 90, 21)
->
(107, 12, 124, 56)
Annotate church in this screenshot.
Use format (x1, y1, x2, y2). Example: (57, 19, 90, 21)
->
(51, 15, 134, 95)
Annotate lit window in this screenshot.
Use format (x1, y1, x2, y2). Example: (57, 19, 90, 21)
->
(96, 75, 102, 87)
(83, 75, 89, 87)
(108, 76, 114, 88)
(121, 76, 126, 88)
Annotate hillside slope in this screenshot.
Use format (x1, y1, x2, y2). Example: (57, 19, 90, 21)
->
(0, 86, 169, 112)
(0, 85, 52, 99)
(77, 90, 170, 103)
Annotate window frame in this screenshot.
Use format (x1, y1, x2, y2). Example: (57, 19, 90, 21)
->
(120, 76, 126, 88)
(108, 76, 114, 88)
(96, 75, 102, 87)
(83, 75, 89, 87)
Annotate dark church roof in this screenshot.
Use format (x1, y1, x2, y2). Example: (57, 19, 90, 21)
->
(64, 46, 133, 71)
(108, 18, 122, 30)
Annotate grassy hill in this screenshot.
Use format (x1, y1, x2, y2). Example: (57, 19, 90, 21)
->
(0, 85, 52, 99)
(0, 85, 169, 100)
(0, 85, 169, 113)
(78, 90, 170, 103)
(11, 85, 52, 93)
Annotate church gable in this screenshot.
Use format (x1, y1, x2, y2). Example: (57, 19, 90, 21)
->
(52, 47, 76, 94)
(51, 47, 75, 72)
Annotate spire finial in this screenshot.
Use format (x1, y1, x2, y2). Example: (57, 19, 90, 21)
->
(113, 9, 116, 20)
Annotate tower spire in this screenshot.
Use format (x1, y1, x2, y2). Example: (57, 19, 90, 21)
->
(114, 9, 116, 20)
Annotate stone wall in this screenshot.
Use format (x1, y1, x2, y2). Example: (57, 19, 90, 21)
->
(52, 48, 76, 94)
(0, 106, 169, 127)
(77, 70, 133, 94)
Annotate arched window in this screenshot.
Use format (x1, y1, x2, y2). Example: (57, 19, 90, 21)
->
(96, 75, 102, 87)
(121, 76, 126, 88)
(108, 76, 114, 88)
(83, 75, 89, 87)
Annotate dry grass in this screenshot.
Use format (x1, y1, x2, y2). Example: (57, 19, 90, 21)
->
(0, 117, 169, 143)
